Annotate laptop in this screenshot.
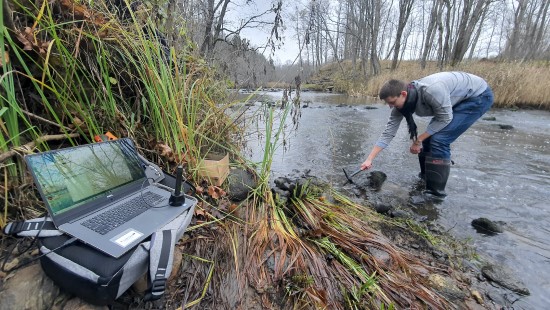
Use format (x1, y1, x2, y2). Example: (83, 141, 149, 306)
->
(25, 138, 196, 258)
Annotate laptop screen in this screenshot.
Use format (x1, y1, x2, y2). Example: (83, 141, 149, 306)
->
(26, 139, 146, 216)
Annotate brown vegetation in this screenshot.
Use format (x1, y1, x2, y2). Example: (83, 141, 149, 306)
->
(309, 60, 550, 110)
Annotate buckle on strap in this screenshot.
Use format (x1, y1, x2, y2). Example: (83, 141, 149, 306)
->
(4, 221, 25, 235)
(146, 277, 167, 301)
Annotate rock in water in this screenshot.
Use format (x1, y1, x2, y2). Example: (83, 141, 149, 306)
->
(481, 264, 530, 296)
(373, 203, 392, 214)
(428, 274, 466, 301)
(497, 124, 514, 130)
(471, 218, 503, 235)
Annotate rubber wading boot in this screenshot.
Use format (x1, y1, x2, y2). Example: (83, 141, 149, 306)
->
(418, 152, 428, 180)
(424, 157, 451, 197)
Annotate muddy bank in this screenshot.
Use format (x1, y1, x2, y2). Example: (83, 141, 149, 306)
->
(0, 170, 520, 309)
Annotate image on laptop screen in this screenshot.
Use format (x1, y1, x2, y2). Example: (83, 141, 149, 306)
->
(27, 140, 146, 216)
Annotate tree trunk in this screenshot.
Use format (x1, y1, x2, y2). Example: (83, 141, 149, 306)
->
(503, 0, 527, 60)
(391, 0, 415, 70)
(525, 0, 550, 60)
(421, 0, 443, 69)
(439, 0, 453, 69)
(450, 0, 490, 66)
(467, 8, 488, 59)
(369, 0, 381, 75)
(199, 0, 215, 57)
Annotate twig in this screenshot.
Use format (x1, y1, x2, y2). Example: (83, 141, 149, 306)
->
(445, 222, 457, 234)
(0, 133, 80, 163)
(20, 109, 72, 131)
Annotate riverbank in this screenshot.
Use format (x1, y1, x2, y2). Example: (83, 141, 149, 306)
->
(0, 171, 523, 309)
(1, 97, 539, 307)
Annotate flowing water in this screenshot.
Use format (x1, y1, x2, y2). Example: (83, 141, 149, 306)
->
(233, 90, 550, 309)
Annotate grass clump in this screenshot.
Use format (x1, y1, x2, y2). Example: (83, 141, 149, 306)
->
(245, 182, 454, 309)
(0, 0, 236, 188)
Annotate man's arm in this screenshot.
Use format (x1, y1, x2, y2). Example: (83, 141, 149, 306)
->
(361, 145, 383, 170)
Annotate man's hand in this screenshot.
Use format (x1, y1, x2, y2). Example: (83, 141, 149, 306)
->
(410, 140, 422, 154)
(361, 159, 373, 170)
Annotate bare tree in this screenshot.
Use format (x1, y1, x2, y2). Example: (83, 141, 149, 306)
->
(166, 0, 550, 80)
(366, 0, 382, 75)
(523, 0, 550, 60)
(198, 0, 284, 59)
(420, 1, 442, 68)
(391, 0, 415, 70)
(438, 0, 453, 68)
(450, 0, 492, 65)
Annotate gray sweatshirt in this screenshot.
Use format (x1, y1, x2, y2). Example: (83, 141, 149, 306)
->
(375, 71, 488, 148)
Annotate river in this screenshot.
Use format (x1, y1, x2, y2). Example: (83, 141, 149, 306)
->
(232, 90, 550, 309)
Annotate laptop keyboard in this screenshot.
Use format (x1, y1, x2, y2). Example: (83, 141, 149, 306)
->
(82, 191, 164, 235)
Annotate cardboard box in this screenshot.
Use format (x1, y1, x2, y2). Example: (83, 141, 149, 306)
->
(197, 153, 229, 186)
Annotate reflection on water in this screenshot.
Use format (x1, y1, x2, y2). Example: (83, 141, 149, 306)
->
(235, 90, 550, 308)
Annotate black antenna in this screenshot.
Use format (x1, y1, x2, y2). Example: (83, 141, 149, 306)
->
(169, 165, 185, 206)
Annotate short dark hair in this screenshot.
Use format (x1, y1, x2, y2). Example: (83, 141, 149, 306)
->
(379, 79, 407, 99)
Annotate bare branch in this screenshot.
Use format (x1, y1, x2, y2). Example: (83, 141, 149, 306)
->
(0, 133, 80, 163)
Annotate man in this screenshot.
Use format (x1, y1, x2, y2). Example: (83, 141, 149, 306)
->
(361, 71, 494, 198)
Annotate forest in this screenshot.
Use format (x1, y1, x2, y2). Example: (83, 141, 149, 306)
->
(163, 0, 550, 87)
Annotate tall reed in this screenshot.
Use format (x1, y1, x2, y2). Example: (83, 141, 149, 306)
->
(1, 0, 236, 223)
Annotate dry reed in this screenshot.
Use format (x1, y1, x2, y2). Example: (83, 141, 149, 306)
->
(326, 60, 550, 110)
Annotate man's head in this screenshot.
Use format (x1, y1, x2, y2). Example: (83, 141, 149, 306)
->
(379, 79, 408, 109)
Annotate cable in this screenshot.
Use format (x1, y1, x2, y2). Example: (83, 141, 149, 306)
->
(1, 237, 78, 273)
(1, 214, 48, 272)
(139, 177, 169, 209)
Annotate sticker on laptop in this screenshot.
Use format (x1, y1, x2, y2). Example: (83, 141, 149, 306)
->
(111, 229, 143, 247)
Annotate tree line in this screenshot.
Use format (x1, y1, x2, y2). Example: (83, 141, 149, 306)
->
(292, 0, 550, 75)
(98, 0, 549, 86)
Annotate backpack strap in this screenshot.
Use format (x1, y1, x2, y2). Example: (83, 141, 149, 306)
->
(143, 205, 191, 301)
(144, 229, 176, 301)
(3, 217, 63, 237)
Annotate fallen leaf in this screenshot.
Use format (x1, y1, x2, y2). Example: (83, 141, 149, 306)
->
(208, 186, 226, 200)
(156, 143, 173, 158)
(470, 290, 483, 304)
(3, 258, 19, 271)
(218, 200, 230, 211)
(194, 208, 207, 218)
(195, 185, 204, 195)
(211, 209, 224, 219)
(17, 28, 36, 51)
(73, 117, 83, 127)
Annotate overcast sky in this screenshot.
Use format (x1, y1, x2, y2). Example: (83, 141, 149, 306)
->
(226, 0, 307, 65)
